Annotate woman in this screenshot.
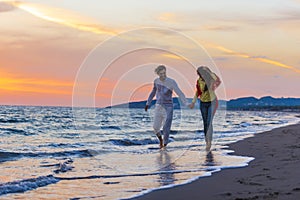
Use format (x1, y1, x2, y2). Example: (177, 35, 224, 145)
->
(189, 66, 221, 151)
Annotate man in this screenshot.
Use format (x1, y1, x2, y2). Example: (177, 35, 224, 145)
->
(145, 65, 188, 148)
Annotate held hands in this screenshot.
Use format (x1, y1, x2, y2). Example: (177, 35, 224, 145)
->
(144, 105, 148, 112)
(189, 102, 195, 109)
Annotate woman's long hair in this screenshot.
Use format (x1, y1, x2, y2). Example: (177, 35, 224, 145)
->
(197, 66, 214, 92)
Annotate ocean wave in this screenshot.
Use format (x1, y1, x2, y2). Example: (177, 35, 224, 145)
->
(0, 151, 21, 163)
(0, 118, 28, 123)
(0, 128, 27, 135)
(42, 114, 72, 120)
(101, 126, 122, 130)
(31, 149, 93, 158)
(58, 132, 81, 139)
(0, 149, 93, 163)
(0, 175, 59, 196)
(38, 143, 85, 148)
(109, 138, 158, 146)
(239, 122, 252, 127)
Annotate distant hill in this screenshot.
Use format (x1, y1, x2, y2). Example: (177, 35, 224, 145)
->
(106, 96, 300, 111)
(106, 98, 184, 109)
(227, 96, 300, 111)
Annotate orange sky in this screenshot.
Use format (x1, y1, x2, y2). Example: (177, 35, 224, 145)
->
(0, 0, 299, 107)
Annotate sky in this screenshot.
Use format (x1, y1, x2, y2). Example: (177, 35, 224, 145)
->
(0, 0, 299, 107)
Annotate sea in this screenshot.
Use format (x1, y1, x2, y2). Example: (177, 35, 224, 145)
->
(0, 105, 299, 200)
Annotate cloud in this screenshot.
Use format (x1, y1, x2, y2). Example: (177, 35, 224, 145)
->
(206, 43, 300, 74)
(0, 1, 15, 12)
(212, 56, 229, 61)
(249, 56, 268, 59)
(273, 75, 281, 79)
(5, 1, 117, 35)
(202, 25, 239, 31)
(232, 9, 300, 26)
(157, 12, 179, 23)
(277, 9, 300, 21)
(161, 53, 185, 60)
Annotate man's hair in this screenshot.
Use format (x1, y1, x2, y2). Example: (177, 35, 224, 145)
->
(155, 65, 166, 74)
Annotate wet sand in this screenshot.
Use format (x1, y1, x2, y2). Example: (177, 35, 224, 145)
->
(132, 123, 300, 200)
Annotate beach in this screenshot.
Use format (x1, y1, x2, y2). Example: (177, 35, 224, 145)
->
(132, 123, 300, 200)
(1, 107, 300, 199)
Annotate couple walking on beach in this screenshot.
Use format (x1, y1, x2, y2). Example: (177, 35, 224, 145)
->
(145, 65, 221, 151)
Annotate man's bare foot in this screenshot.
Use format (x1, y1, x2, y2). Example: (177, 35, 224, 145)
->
(158, 136, 164, 149)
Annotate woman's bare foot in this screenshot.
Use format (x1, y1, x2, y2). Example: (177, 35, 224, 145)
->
(206, 141, 211, 151)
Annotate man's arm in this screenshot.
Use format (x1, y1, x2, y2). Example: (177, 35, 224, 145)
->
(145, 82, 157, 111)
(191, 91, 198, 104)
(172, 80, 188, 106)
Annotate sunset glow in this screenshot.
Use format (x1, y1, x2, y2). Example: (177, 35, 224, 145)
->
(0, 0, 299, 107)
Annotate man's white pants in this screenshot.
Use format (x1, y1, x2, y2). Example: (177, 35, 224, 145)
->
(153, 104, 173, 145)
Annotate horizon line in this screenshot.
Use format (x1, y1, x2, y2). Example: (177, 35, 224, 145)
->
(1, 95, 300, 108)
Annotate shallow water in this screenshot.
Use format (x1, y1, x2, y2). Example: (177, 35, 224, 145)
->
(0, 106, 299, 199)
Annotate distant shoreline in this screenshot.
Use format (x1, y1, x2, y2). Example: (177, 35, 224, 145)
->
(1, 96, 300, 111)
(225, 106, 300, 112)
(106, 96, 300, 112)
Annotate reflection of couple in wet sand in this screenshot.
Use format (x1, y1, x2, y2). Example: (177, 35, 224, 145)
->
(156, 149, 216, 186)
(156, 150, 176, 186)
(145, 65, 221, 151)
